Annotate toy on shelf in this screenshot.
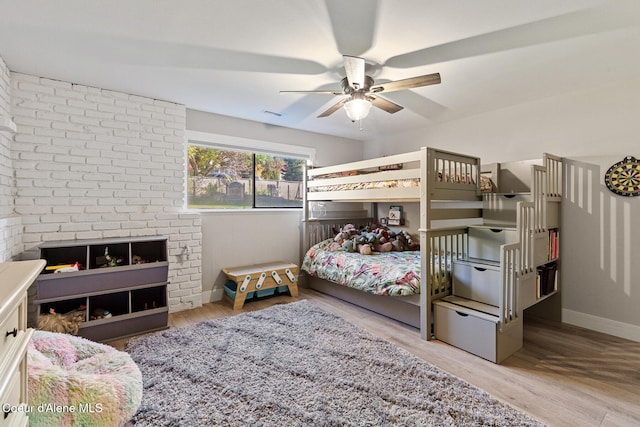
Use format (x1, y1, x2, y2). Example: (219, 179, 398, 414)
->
(37, 306, 87, 335)
(91, 308, 113, 320)
(46, 261, 81, 273)
(103, 246, 124, 267)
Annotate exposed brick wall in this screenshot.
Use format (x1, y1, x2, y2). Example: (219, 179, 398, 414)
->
(0, 57, 22, 262)
(10, 73, 201, 311)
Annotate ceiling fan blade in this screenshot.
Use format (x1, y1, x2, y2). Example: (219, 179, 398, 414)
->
(370, 73, 441, 94)
(383, 3, 638, 70)
(326, 0, 379, 57)
(280, 90, 344, 95)
(370, 96, 403, 114)
(318, 99, 348, 118)
(343, 55, 366, 89)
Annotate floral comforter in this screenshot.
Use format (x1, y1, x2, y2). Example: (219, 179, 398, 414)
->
(309, 178, 419, 193)
(302, 238, 421, 296)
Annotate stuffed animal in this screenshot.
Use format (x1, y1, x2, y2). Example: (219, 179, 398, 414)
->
(37, 307, 87, 335)
(91, 308, 113, 320)
(357, 244, 372, 255)
(331, 223, 419, 254)
(334, 224, 358, 245)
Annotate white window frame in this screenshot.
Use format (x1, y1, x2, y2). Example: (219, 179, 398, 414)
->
(185, 130, 316, 211)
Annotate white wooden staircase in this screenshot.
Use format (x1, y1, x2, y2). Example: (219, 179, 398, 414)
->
(434, 154, 562, 363)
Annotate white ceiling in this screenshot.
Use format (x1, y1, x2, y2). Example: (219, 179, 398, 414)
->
(1, 0, 639, 141)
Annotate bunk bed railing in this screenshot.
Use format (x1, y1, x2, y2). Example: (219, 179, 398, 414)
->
(306, 150, 422, 179)
(532, 165, 546, 233)
(427, 148, 481, 199)
(516, 201, 536, 274)
(421, 226, 469, 340)
(500, 242, 520, 330)
(424, 227, 469, 299)
(303, 217, 373, 250)
(543, 153, 563, 199)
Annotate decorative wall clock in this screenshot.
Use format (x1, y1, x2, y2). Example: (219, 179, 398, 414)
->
(604, 156, 640, 197)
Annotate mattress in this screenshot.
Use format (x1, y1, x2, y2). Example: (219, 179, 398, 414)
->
(308, 172, 477, 193)
(302, 238, 428, 296)
(309, 178, 419, 193)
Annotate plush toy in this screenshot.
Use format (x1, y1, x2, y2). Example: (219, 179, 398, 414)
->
(37, 307, 87, 335)
(357, 244, 372, 255)
(401, 230, 420, 250)
(331, 223, 419, 254)
(334, 224, 358, 245)
(91, 308, 113, 320)
(341, 239, 356, 252)
(374, 241, 393, 252)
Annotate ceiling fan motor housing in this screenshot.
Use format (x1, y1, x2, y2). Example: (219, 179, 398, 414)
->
(341, 75, 374, 94)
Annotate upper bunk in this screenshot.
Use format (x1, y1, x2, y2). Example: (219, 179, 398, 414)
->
(304, 147, 482, 203)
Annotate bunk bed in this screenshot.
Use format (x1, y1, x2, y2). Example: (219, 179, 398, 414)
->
(301, 147, 486, 340)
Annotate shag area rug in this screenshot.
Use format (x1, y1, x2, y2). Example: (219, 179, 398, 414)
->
(126, 300, 544, 426)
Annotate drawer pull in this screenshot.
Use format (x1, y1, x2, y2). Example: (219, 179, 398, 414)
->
(489, 228, 504, 233)
(503, 194, 516, 199)
(6, 328, 17, 338)
(455, 311, 469, 317)
(473, 266, 487, 272)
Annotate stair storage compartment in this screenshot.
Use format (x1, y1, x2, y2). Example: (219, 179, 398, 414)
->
(434, 298, 522, 363)
(452, 259, 500, 307)
(482, 193, 532, 226)
(432, 153, 562, 364)
(468, 226, 518, 262)
(33, 236, 169, 342)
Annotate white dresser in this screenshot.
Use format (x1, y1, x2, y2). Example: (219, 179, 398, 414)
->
(0, 260, 45, 427)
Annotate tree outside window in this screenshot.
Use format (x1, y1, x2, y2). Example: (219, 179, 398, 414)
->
(187, 145, 305, 209)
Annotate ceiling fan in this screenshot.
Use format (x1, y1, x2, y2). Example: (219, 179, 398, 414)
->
(281, 55, 441, 121)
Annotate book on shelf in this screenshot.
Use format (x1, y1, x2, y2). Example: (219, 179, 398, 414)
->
(549, 228, 559, 260)
(536, 262, 557, 297)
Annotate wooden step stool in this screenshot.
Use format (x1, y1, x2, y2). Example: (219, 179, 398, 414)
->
(222, 261, 299, 310)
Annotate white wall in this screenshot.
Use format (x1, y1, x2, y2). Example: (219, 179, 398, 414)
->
(561, 156, 640, 341)
(367, 76, 640, 340)
(0, 57, 22, 262)
(186, 109, 363, 301)
(187, 109, 363, 168)
(366, 75, 640, 164)
(9, 72, 201, 312)
(200, 210, 302, 301)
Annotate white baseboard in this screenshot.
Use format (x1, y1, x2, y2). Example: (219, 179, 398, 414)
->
(562, 309, 640, 343)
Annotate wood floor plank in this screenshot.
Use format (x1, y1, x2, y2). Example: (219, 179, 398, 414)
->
(108, 289, 640, 427)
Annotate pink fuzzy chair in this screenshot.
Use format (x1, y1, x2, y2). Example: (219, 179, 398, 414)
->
(27, 330, 142, 427)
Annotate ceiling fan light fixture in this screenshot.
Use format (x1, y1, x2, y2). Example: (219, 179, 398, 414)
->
(343, 97, 372, 121)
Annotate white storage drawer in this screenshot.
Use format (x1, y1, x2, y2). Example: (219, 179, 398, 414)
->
(435, 300, 498, 362)
(468, 226, 518, 262)
(453, 259, 500, 306)
(0, 369, 27, 427)
(534, 233, 550, 266)
(0, 305, 19, 363)
(434, 299, 523, 364)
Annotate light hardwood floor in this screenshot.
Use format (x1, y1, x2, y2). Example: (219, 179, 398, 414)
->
(109, 290, 640, 427)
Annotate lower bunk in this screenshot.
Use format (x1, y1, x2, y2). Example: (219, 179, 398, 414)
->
(301, 219, 469, 338)
(306, 276, 421, 328)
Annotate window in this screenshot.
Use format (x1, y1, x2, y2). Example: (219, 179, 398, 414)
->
(186, 131, 314, 210)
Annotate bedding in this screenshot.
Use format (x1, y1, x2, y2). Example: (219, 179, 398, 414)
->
(301, 238, 451, 296)
(308, 172, 476, 193)
(302, 238, 420, 296)
(309, 178, 419, 193)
